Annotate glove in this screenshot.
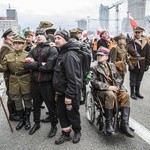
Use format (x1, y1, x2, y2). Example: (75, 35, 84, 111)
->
(129, 64, 134, 70)
(145, 65, 149, 71)
(135, 52, 141, 61)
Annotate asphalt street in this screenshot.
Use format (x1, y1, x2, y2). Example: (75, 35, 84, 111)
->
(0, 69, 150, 150)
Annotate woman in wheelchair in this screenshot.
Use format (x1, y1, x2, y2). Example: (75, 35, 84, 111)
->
(90, 46, 135, 138)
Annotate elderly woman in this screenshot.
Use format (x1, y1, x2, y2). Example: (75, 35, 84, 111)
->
(0, 35, 32, 131)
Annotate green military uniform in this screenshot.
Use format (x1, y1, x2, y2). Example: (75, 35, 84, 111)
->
(0, 35, 32, 130)
(0, 47, 31, 106)
(110, 33, 131, 84)
(0, 28, 19, 121)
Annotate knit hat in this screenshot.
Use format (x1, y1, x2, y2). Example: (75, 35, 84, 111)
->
(54, 30, 70, 42)
(35, 28, 46, 36)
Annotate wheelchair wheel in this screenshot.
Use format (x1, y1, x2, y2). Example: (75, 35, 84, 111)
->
(85, 90, 95, 124)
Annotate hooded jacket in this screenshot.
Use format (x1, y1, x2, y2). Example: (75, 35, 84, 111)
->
(53, 40, 83, 99)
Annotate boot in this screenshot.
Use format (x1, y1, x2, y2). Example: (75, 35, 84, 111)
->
(135, 85, 144, 99)
(55, 130, 72, 145)
(104, 108, 115, 136)
(16, 109, 25, 130)
(29, 123, 40, 135)
(24, 108, 31, 130)
(49, 126, 57, 138)
(120, 107, 135, 138)
(72, 132, 81, 144)
(7, 101, 19, 121)
(49, 115, 58, 138)
(130, 86, 137, 100)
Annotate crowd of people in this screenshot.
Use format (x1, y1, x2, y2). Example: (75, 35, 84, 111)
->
(0, 21, 150, 145)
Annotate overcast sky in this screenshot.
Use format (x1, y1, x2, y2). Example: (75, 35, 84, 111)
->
(0, 0, 125, 29)
(0, 0, 150, 31)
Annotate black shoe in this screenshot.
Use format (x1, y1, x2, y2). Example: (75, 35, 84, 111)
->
(41, 116, 51, 123)
(29, 123, 40, 135)
(72, 132, 81, 144)
(131, 93, 137, 100)
(25, 120, 31, 130)
(49, 126, 57, 138)
(55, 134, 72, 145)
(16, 120, 25, 130)
(9, 114, 19, 121)
(135, 93, 144, 99)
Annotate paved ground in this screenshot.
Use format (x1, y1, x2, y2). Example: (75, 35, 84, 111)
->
(0, 71, 150, 150)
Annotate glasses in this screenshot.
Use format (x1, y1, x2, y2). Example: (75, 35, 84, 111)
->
(135, 31, 141, 34)
(97, 54, 105, 57)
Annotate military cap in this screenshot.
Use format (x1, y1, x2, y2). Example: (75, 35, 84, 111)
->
(13, 35, 25, 43)
(45, 27, 56, 35)
(24, 30, 34, 37)
(69, 28, 83, 34)
(134, 26, 145, 32)
(114, 33, 125, 41)
(1, 28, 15, 38)
(39, 21, 53, 29)
(96, 46, 110, 56)
(69, 28, 83, 38)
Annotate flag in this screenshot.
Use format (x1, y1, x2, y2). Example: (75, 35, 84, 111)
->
(129, 13, 138, 29)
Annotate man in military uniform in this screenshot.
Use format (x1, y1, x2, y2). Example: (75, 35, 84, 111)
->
(109, 33, 133, 84)
(91, 46, 135, 138)
(0, 35, 32, 131)
(0, 28, 19, 121)
(127, 27, 150, 100)
(24, 30, 36, 52)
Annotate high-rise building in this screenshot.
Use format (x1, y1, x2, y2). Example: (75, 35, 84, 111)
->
(99, 4, 109, 30)
(6, 9, 18, 23)
(0, 7, 19, 35)
(77, 19, 87, 31)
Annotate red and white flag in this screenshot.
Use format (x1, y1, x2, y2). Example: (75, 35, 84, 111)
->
(129, 13, 138, 29)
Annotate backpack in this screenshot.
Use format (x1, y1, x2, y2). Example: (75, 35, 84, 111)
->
(69, 39, 92, 83)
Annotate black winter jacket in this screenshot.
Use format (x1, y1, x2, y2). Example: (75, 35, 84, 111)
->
(24, 42, 58, 83)
(53, 40, 83, 99)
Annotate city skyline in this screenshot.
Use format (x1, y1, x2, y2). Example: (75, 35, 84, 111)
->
(0, 0, 150, 33)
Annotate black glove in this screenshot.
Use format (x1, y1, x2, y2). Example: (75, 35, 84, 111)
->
(145, 65, 149, 71)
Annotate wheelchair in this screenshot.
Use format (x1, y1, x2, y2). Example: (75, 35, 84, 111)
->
(85, 84, 121, 134)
